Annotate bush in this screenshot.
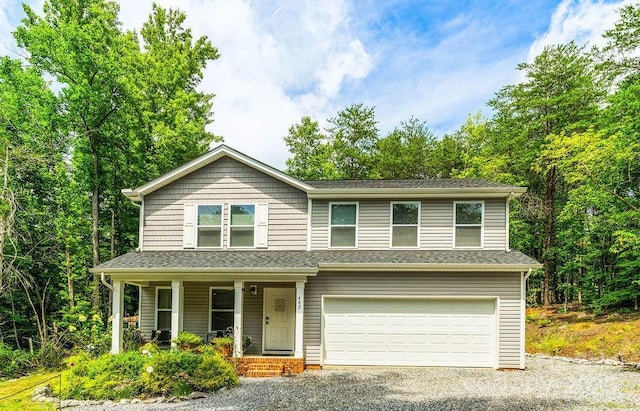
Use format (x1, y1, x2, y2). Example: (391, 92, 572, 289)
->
(0, 342, 33, 379)
(59, 347, 238, 400)
(63, 351, 145, 400)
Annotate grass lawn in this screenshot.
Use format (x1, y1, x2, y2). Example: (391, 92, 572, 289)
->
(526, 306, 640, 362)
(0, 372, 60, 411)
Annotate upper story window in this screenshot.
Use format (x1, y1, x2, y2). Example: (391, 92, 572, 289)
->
(454, 201, 483, 247)
(230, 204, 255, 247)
(210, 288, 234, 334)
(391, 202, 420, 247)
(330, 203, 358, 247)
(197, 205, 222, 247)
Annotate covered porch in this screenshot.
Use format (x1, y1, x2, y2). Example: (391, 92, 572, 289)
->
(109, 275, 311, 360)
(90, 251, 318, 372)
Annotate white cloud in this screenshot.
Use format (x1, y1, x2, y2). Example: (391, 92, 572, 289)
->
(115, 0, 372, 169)
(527, 0, 634, 61)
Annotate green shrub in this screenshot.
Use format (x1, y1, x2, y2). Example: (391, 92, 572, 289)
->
(193, 351, 238, 391)
(58, 347, 238, 400)
(63, 351, 145, 400)
(0, 342, 33, 379)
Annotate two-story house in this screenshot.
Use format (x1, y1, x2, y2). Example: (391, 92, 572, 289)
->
(92, 144, 541, 373)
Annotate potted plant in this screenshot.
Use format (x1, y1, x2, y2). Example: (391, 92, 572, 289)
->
(172, 331, 203, 350)
(212, 336, 234, 357)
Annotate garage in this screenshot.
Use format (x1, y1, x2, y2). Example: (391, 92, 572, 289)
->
(322, 297, 497, 367)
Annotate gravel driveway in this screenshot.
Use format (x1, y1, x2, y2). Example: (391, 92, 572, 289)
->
(73, 357, 640, 411)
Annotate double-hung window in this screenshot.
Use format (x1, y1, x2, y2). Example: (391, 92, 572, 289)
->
(156, 287, 172, 331)
(210, 288, 234, 334)
(330, 203, 358, 247)
(391, 202, 420, 247)
(230, 205, 255, 247)
(454, 201, 483, 247)
(197, 205, 222, 247)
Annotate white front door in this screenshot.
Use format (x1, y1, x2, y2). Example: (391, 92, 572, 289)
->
(263, 288, 295, 354)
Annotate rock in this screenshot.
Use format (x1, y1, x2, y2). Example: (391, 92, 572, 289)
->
(60, 399, 81, 408)
(188, 391, 208, 399)
(34, 386, 50, 396)
(103, 400, 114, 407)
(156, 396, 167, 403)
(119, 398, 131, 404)
(131, 398, 141, 404)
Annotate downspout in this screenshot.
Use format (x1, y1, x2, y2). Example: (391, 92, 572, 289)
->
(101, 272, 113, 291)
(505, 192, 516, 252)
(520, 267, 533, 369)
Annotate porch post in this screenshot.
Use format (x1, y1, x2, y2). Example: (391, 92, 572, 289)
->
(295, 281, 305, 357)
(171, 280, 183, 348)
(233, 280, 243, 358)
(111, 279, 124, 354)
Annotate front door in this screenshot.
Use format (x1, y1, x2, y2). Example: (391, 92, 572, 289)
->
(263, 288, 295, 354)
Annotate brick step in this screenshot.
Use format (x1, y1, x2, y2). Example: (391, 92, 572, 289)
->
(246, 363, 285, 371)
(245, 369, 283, 377)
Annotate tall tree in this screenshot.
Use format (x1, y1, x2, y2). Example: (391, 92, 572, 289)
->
(487, 42, 603, 305)
(284, 116, 335, 180)
(328, 103, 379, 179)
(15, 0, 220, 310)
(375, 117, 436, 179)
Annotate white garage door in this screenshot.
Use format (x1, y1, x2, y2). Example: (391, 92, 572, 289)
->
(323, 297, 496, 367)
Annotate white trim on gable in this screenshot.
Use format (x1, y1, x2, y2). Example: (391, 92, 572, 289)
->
(122, 145, 313, 202)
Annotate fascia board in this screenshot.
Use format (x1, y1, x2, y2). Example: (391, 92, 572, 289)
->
(90, 266, 318, 275)
(107, 273, 313, 283)
(317, 263, 543, 272)
(307, 187, 527, 200)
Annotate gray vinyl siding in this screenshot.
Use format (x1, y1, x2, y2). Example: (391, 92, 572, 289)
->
(142, 157, 308, 250)
(311, 199, 507, 250)
(303, 272, 522, 369)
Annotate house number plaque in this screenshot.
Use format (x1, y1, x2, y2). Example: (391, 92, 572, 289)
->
(297, 295, 302, 312)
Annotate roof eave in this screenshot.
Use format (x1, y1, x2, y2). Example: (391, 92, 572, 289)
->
(317, 263, 543, 272)
(90, 266, 318, 274)
(307, 187, 527, 200)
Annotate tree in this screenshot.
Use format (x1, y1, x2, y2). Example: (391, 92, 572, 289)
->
(284, 116, 335, 180)
(375, 117, 436, 179)
(328, 104, 379, 179)
(487, 42, 603, 305)
(15, 0, 220, 311)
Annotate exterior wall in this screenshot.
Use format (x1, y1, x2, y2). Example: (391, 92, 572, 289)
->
(142, 157, 308, 250)
(303, 271, 522, 369)
(311, 199, 507, 250)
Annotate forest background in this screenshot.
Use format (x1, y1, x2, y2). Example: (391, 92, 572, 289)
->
(0, 0, 639, 366)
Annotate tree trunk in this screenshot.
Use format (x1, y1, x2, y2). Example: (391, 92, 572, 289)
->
(65, 242, 74, 308)
(543, 166, 556, 306)
(90, 133, 101, 310)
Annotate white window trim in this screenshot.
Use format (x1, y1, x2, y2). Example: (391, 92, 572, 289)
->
(155, 286, 172, 331)
(453, 200, 485, 248)
(196, 204, 223, 248)
(208, 287, 235, 333)
(328, 202, 359, 248)
(228, 203, 256, 249)
(389, 201, 421, 248)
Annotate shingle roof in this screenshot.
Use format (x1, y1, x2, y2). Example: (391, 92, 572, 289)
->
(305, 178, 519, 190)
(92, 249, 541, 273)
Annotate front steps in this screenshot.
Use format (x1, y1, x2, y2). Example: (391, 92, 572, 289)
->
(236, 356, 305, 377)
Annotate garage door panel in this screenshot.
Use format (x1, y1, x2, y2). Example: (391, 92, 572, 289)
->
(323, 298, 496, 367)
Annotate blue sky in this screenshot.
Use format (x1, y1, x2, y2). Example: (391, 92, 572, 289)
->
(0, 0, 633, 168)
